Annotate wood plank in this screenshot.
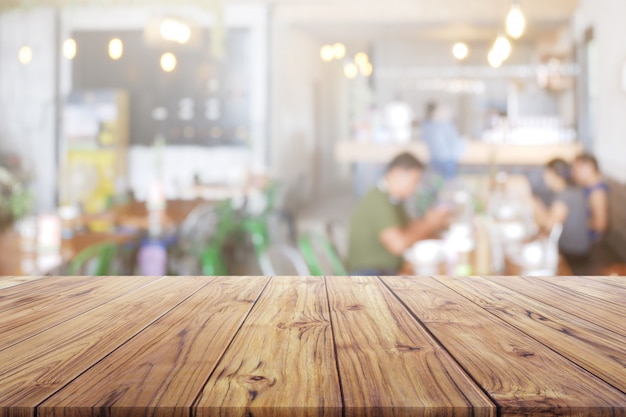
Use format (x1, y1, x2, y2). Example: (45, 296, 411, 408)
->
(531, 275, 626, 304)
(483, 275, 626, 336)
(436, 275, 626, 393)
(0, 276, 156, 351)
(39, 276, 269, 417)
(195, 276, 342, 417)
(326, 276, 495, 417)
(0, 276, 47, 290)
(0, 276, 105, 313)
(383, 276, 626, 417)
(583, 275, 626, 288)
(0, 276, 210, 417)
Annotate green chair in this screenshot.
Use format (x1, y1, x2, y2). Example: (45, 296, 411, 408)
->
(67, 241, 118, 276)
(200, 200, 241, 276)
(242, 181, 280, 255)
(298, 234, 347, 276)
(200, 244, 228, 276)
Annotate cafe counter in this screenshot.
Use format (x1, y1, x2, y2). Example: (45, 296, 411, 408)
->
(335, 140, 584, 166)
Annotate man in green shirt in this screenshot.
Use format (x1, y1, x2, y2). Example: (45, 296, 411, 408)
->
(347, 152, 451, 275)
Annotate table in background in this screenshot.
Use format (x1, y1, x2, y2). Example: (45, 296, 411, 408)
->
(0, 230, 136, 277)
(0, 275, 624, 417)
(80, 199, 207, 231)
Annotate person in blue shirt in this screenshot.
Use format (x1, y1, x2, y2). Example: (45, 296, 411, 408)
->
(572, 153, 609, 242)
(420, 102, 465, 180)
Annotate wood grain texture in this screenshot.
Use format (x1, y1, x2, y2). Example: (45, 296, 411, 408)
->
(0, 276, 209, 417)
(0, 276, 155, 351)
(195, 276, 341, 417)
(582, 275, 626, 288)
(383, 276, 626, 417)
(483, 275, 626, 336)
(1, 275, 625, 417)
(436, 275, 626, 393)
(526, 275, 625, 305)
(326, 276, 495, 417)
(0, 276, 47, 290)
(39, 276, 268, 417)
(0, 276, 104, 314)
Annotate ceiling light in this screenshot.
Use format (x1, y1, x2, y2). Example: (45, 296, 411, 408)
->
(452, 42, 469, 60)
(18, 45, 32, 65)
(160, 19, 191, 44)
(344, 62, 358, 79)
(320, 45, 334, 62)
(333, 43, 346, 60)
(108, 38, 123, 60)
(160, 52, 177, 72)
(354, 52, 369, 67)
(506, 1, 526, 39)
(360, 62, 373, 77)
(63, 38, 77, 60)
(493, 35, 512, 61)
(488, 49, 503, 68)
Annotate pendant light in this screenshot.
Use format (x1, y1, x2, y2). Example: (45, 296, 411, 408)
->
(506, 0, 526, 39)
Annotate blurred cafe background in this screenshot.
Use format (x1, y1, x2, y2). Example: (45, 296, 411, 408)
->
(0, 0, 625, 278)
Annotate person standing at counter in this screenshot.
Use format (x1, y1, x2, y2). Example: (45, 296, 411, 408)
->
(421, 102, 465, 180)
(347, 152, 451, 276)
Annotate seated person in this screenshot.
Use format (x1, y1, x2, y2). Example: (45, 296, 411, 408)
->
(534, 159, 591, 272)
(572, 153, 609, 242)
(347, 152, 451, 275)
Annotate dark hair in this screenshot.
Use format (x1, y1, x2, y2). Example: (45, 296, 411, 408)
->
(574, 152, 600, 172)
(546, 158, 571, 182)
(387, 152, 425, 173)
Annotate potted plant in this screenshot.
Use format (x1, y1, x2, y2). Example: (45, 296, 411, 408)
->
(0, 158, 34, 233)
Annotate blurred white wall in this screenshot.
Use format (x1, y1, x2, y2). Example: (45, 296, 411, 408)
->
(573, 0, 626, 182)
(0, 8, 58, 212)
(128, 145, 251, 200)
(269, 23, 347, 202)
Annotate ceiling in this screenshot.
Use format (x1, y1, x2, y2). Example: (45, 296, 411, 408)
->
(269, 0, 579, 42)
(1, 0, 579, 42)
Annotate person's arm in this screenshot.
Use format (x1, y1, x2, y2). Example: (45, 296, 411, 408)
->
(379, 209, 450, 256)
(588, 189, 609, 235)
(535, 198, 568, 232)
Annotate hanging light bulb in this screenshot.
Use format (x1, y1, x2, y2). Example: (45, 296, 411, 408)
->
(108, 38, 124, 60)
(320, 45, 334, 62)
(160, 52, 177, 72)
(493, 34, 512, 61)
(344, 62, 358, 79)
(63, 38, 77, 60)
(160, 19, 191, 44)
(333, 43, 346, 60)
(18, 45, 33, 65)
(354, 52, 369, 67)
(488, 49, 503, 68)
(506, 1, 526, 39)
(360, 62, 373, 77)
(452, 42, 469, 60)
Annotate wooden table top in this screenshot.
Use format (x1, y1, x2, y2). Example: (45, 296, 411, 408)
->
(0, 275, 624, 417)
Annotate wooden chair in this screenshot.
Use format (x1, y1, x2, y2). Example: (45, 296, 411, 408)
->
(299, 234, 347, 276)
(258, 245, 311, 276)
